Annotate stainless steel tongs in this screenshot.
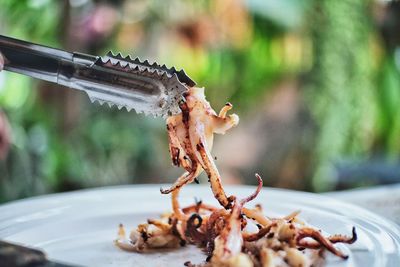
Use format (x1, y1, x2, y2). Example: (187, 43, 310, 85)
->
(0, 35, 196, 117)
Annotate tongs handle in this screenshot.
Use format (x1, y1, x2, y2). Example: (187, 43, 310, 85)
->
(0, 35, 80, 83)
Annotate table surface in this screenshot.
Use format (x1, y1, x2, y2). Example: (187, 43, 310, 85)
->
(325, 183, 400, 225)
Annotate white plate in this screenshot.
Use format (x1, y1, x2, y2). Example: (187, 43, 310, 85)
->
(0, 185, 399, 267)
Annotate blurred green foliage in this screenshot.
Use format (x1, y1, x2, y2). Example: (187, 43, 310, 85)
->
(0, 0, 399, 202)
(307, 0, 377, 190)
(0, 0, 61, 44)
(377, 58, 400, 156)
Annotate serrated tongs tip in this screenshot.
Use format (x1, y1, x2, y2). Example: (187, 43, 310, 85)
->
(85, 50, 195, 117)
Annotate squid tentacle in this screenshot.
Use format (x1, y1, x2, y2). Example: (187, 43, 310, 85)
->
(240, 174, 263, 206)
(218, 102, 233, 118)
(185, 213, 207, 245)
(171, 187, 187, 221)
(296, 227, 349, 259)
(297, 227, 357, 249)
(196, 140, 233, 209)
(242, 223, 274, 242)
(166, 122, 192, 171)
(160, 164, 201, 194)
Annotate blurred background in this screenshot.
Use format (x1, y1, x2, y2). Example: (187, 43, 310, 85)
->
(0, 0, 399, 203)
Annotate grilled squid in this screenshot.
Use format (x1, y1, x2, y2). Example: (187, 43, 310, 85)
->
(161, 87, 239, 209)
(115, 86, 358, 266)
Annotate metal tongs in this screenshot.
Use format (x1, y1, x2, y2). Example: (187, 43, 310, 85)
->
(0, 35, 196, 117)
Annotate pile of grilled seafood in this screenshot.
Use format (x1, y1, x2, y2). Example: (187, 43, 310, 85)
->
(115, 87, 357, 267)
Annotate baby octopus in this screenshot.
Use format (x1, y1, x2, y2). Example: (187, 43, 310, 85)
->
(161, 87, 239, 209)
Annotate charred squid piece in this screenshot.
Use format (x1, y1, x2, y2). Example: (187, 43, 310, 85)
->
(184, 97, 236, 209)
(171, 187, 188, 222)
(182, 202, 218, 214)
(162, 104, 202, 195)
(166, 122, 191, 170)
(242, 223, 275, 242)
(162, 108, 203, 195)
(147, 219, 171, 231)
(115, 215, 184, 253)
(170, 216, 186, 244)
(169, 183, 219, 223)
(185, 213, 207, 245)
(212, 102, 239, 134)
(242, 207, 272, 227)
(205, 209, 229, 258)
(163, 87, 239, 209)
(114, 224, 139, 252)
(160, 165, 202, 194)
(218, 102, 233, 118)
(329, 227, 357, 244)
(297, 227, 357, 249)
(242, 202, 299, 230)
(210, 175, 263, 267)
(283, 210, 301, 221)
(196, 139, 234, 209)
(296, 227, 350, 259)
